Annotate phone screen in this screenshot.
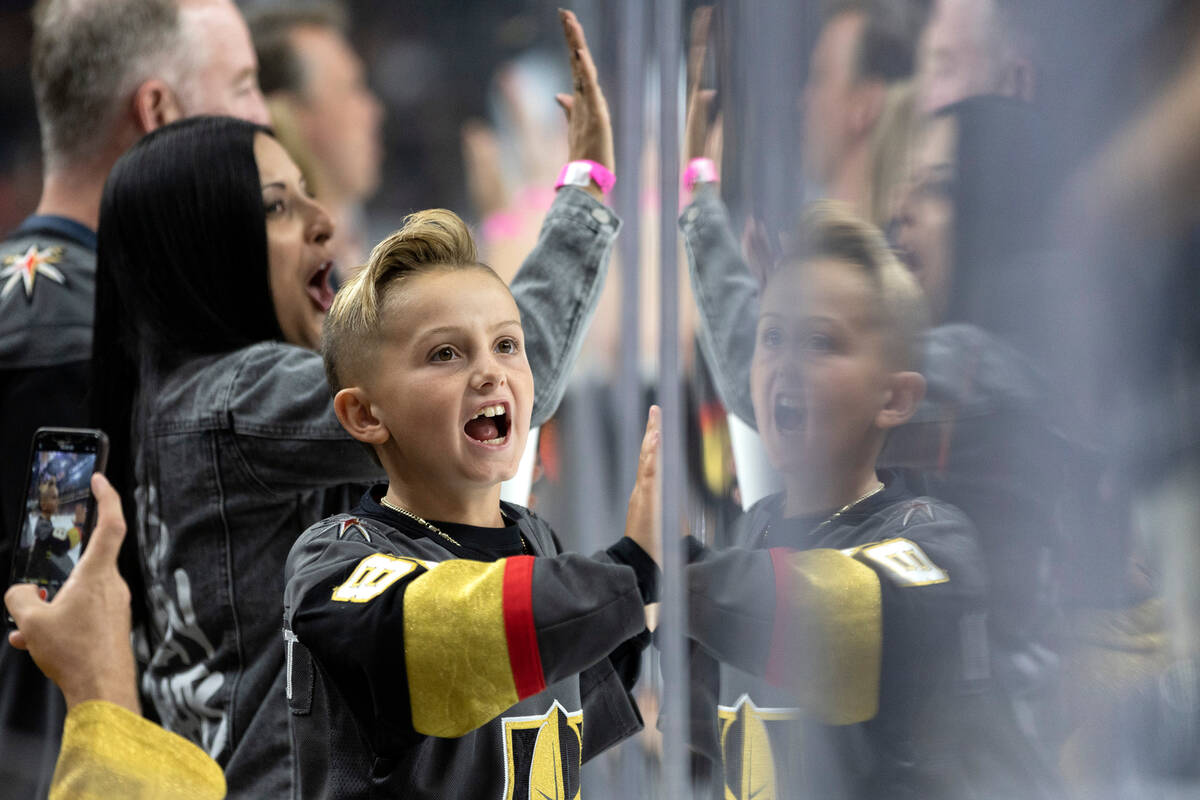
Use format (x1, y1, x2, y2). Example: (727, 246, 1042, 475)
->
(9, 431, 105, 604)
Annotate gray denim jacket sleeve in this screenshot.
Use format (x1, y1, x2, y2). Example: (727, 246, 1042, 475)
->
(680, 184, 759, 426)
(223, 343, 385, 493)
(513, 186, 620, 427)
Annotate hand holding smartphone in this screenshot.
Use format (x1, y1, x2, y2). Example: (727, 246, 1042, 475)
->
(7, 428, 108, 626)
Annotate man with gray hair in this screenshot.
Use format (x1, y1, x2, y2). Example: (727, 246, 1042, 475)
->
(0, 1, 268, 796)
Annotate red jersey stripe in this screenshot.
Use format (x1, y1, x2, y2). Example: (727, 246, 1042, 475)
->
(502, 555, 546, 698)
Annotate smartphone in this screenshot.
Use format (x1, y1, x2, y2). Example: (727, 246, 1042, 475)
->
(7, 428, 109, 623)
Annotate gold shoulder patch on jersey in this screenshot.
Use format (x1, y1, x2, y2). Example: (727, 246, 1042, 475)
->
(843, 538, 949, 587)
(331, 553, 422, 603)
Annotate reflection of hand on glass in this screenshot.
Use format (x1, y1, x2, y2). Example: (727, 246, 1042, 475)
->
(684, 6, 722, 167)
(624, 406, 663, 566)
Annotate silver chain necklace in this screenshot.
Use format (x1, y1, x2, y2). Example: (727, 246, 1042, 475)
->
(380, 496, 462, 547)
(379, 495, 530, 554)
(761, 481, 885, 544)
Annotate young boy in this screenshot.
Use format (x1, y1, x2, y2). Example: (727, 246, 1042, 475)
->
(282, 209, 660, 799)
(685, 203, 1052, 799)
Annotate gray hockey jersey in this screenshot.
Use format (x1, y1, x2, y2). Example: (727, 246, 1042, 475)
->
(283, 486, 656, 798)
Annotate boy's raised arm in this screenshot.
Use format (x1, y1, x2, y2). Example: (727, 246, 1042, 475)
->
(679, 5, 760, 426)
(510, 10, 620, 427)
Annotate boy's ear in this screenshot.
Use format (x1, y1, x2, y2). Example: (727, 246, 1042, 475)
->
(333, 387, 390, 445)
(875, 371, 926, 430)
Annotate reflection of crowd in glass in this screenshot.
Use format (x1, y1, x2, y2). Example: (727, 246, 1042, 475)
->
(2, 1, 1199, 798)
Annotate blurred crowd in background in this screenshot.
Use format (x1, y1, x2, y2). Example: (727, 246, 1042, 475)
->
(3, 0, 1200, 797)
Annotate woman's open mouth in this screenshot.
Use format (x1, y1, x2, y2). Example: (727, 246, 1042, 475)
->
(464, 403, 511, 446)
(306, 261, 335, 312)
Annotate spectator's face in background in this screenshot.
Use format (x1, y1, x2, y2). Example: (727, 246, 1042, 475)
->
(894, 114, 956, 321)
(803, 12, 867, 186)
(918, 0, 1000, 112)
(290, 25, 385, 203)
(175, 0, 271, 125)
(368, 270, 534, 491)
(73, 505, 86, 525)
(255, 133, 336, 350)
(751, 259, 893, 479)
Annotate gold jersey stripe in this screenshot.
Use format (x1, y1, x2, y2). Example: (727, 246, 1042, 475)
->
(404, 559, 519, 737)
(766, 548, 882, 725)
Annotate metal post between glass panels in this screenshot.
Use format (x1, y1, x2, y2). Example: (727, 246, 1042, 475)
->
(656, 0, 688, 797)
(614, 2, 647, 794)
(615, 0, 644, 505)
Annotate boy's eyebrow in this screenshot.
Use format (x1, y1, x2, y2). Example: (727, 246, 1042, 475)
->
(260, 181, 286, 191)
(416, 320, 523, 339)
(758, 312, 838, 325)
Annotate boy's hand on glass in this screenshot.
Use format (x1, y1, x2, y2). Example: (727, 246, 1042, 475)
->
(5, 473, 140, 714)
(624, 405, 662, 565)
(554, 9, 614, 201)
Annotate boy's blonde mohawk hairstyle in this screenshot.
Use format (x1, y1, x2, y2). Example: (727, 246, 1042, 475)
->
(322, 208, 480, 391)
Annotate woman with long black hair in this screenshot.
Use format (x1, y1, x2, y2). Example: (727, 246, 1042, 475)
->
(92, 34, 617, 793)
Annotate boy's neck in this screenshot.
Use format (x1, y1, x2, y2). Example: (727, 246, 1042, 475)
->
(782, 461, 883, 520)
(383, 481, 505, 529)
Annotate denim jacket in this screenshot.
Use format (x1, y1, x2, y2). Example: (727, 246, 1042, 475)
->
(680, 184, 760, 426)
(134, 187, 619, 799)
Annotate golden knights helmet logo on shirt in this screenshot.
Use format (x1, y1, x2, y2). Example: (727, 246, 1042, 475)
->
(501, 700, 584, 800)
(717, 694, 800, 800)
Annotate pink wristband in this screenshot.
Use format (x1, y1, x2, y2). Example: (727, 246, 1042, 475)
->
(555, 160, 616, 195)
(683, 157, 719, 194)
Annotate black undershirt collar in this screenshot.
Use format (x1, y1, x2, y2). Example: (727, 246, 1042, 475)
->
(354, 484, 526, 560)
(763, 469, 911, 549)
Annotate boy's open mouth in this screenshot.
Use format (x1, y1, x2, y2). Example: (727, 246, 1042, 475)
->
(464, 403, 510, 445)
(774, 395, 805, 433)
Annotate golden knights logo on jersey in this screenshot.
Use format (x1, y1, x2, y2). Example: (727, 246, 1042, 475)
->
(717, 694, 799, 800)
(1, 244, 65, 301)
(501, 700, 584, 800)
